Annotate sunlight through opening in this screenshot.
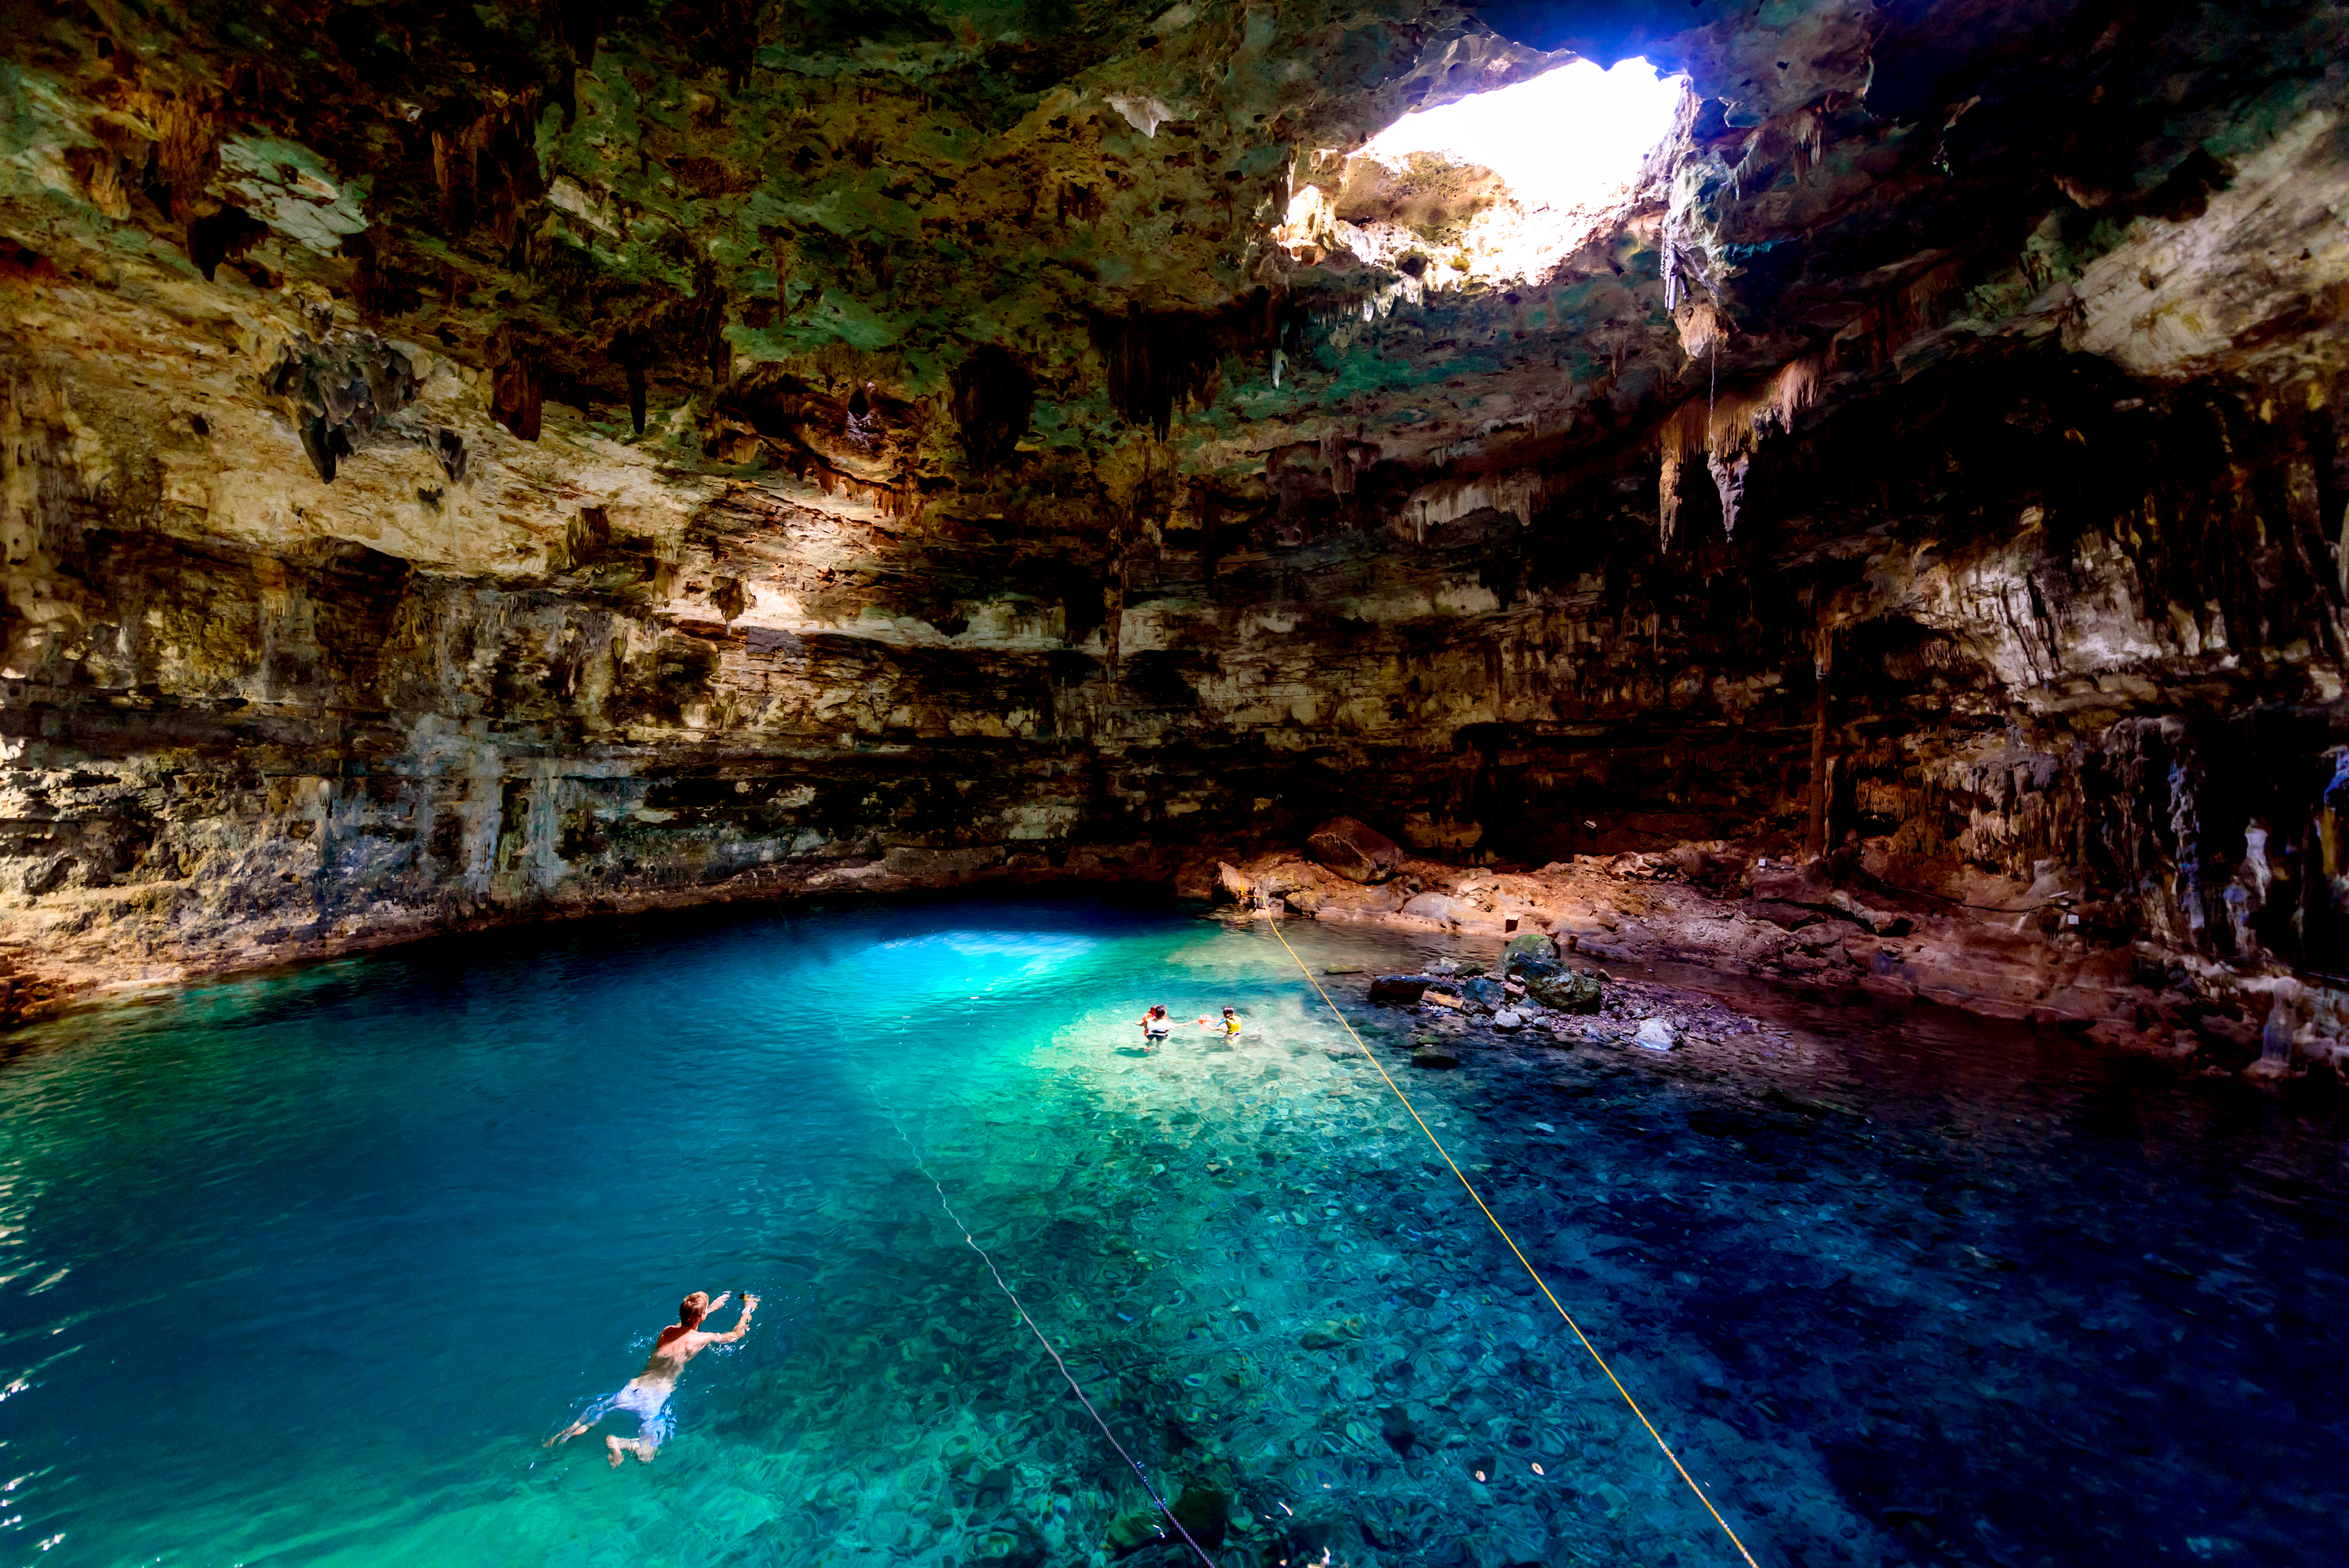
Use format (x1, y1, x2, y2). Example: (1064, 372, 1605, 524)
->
(1277, 57, 1688, 288)
(1361, 57, 1688, 215)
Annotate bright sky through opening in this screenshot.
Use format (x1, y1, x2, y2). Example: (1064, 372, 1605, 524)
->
(1361, 57, 1687, 211)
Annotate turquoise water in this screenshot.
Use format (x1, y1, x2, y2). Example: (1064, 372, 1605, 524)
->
(1, 896, 2344, 1568)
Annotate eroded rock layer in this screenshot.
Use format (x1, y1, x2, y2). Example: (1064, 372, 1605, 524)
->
(3, 1, 2347, 1059)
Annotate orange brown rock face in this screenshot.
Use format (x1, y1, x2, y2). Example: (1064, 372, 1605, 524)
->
(2, 2, 2347, 1063)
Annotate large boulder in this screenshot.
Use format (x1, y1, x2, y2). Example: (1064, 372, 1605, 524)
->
(1400, 891, 1473, 925)
(1526, 970, 1603, 1014)
(1368, 973, 1434, 1006)
(1172, 860, 1218, 900)
(1506, 930, 1566, 985)
(1504, 929, 1560, 965)
(1512, 953, 1565, 984)
(1306, 815, 1403, 883)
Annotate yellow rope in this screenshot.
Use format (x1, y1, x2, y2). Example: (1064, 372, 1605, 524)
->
(1264, 919, 1760, 1568)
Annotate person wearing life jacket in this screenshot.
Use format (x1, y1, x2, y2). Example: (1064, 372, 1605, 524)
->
(1215, 1007, 1242, 1037)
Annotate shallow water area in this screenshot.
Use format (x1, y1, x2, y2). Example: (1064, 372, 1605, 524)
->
(0, 895, 2344, 1568)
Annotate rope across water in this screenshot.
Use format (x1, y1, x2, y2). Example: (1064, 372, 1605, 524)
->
(1262, 919, 1761, 1568)
(881, 1113, 1218, 1568)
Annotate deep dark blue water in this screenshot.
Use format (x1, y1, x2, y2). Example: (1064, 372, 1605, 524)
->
(0, 896, 2342, 1567)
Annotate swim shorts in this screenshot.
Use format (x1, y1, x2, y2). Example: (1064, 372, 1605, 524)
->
(577, 1383, 675, 1449)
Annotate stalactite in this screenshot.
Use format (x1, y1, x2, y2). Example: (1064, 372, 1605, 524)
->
(185, 206, 267, 283)
(1707, 449, 1751, 536)
(430, 122, 476, 235)
(1656, 351, 1824, 546)
(949, 345, 1034, 475)
(1805, 634, 1834, 862)
(1657, 417, 1686, 546)
(144, 86, 222, 228)
(263, 333, 424, 482)
(492, 354, 542, 442)
(1091, 293, 1281, 440)
(346, 234, 423, 322)
(1096, 308, 1211, 440)
(429, 99, 546, 247)
(686, 260, 729, 384)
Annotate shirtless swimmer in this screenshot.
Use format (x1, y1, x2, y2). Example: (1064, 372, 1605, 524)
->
(547, 1289, 758, 1466)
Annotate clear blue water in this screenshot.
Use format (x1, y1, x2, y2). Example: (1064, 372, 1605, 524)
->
(1, 895, 2344, 1568)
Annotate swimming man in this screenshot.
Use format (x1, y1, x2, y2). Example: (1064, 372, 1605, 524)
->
(547, 1289, 758, 1466)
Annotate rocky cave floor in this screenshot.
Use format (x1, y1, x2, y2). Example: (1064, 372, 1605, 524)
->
(1195, 828, 2339, 1088)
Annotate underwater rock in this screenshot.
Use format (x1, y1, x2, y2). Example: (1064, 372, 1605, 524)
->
(1170, 1486, 1229, 1551)
(1105, 1505, 1166, 1555)
(1526, 971, 1604, 1014)
(1369, 974, 1434, 1006)
(1306, 816, 1403, 884)
(1410, 1043, 1461, 1069)
(1298, 1317, 1367, 1350)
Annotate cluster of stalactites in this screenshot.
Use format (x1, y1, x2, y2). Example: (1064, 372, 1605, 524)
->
(1657, 350, 1823, 546)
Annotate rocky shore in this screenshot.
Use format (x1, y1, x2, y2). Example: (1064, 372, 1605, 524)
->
(1348, 933, 1763, 1075)
(12, 805, 2346, 1091)
(1190, 817, 2349, 1079)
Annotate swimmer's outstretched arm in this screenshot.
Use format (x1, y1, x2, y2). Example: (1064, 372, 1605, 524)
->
(710, 1293, 760, 1343)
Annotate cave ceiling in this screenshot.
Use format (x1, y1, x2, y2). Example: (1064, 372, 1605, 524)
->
(2, 0, 2346, 631)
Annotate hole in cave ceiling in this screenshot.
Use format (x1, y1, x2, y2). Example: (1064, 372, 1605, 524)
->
(1278, 57, 1687, 287)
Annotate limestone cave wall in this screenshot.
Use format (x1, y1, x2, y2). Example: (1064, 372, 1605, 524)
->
(3, 0, 2348, 1028)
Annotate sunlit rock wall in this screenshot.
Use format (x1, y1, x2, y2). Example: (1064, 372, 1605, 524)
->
(3, 0, 2348, 1022)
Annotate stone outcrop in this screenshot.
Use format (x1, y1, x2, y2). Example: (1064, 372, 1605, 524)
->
(1, 3, 2346, 1056)
(1305, 815, 1403, 884)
